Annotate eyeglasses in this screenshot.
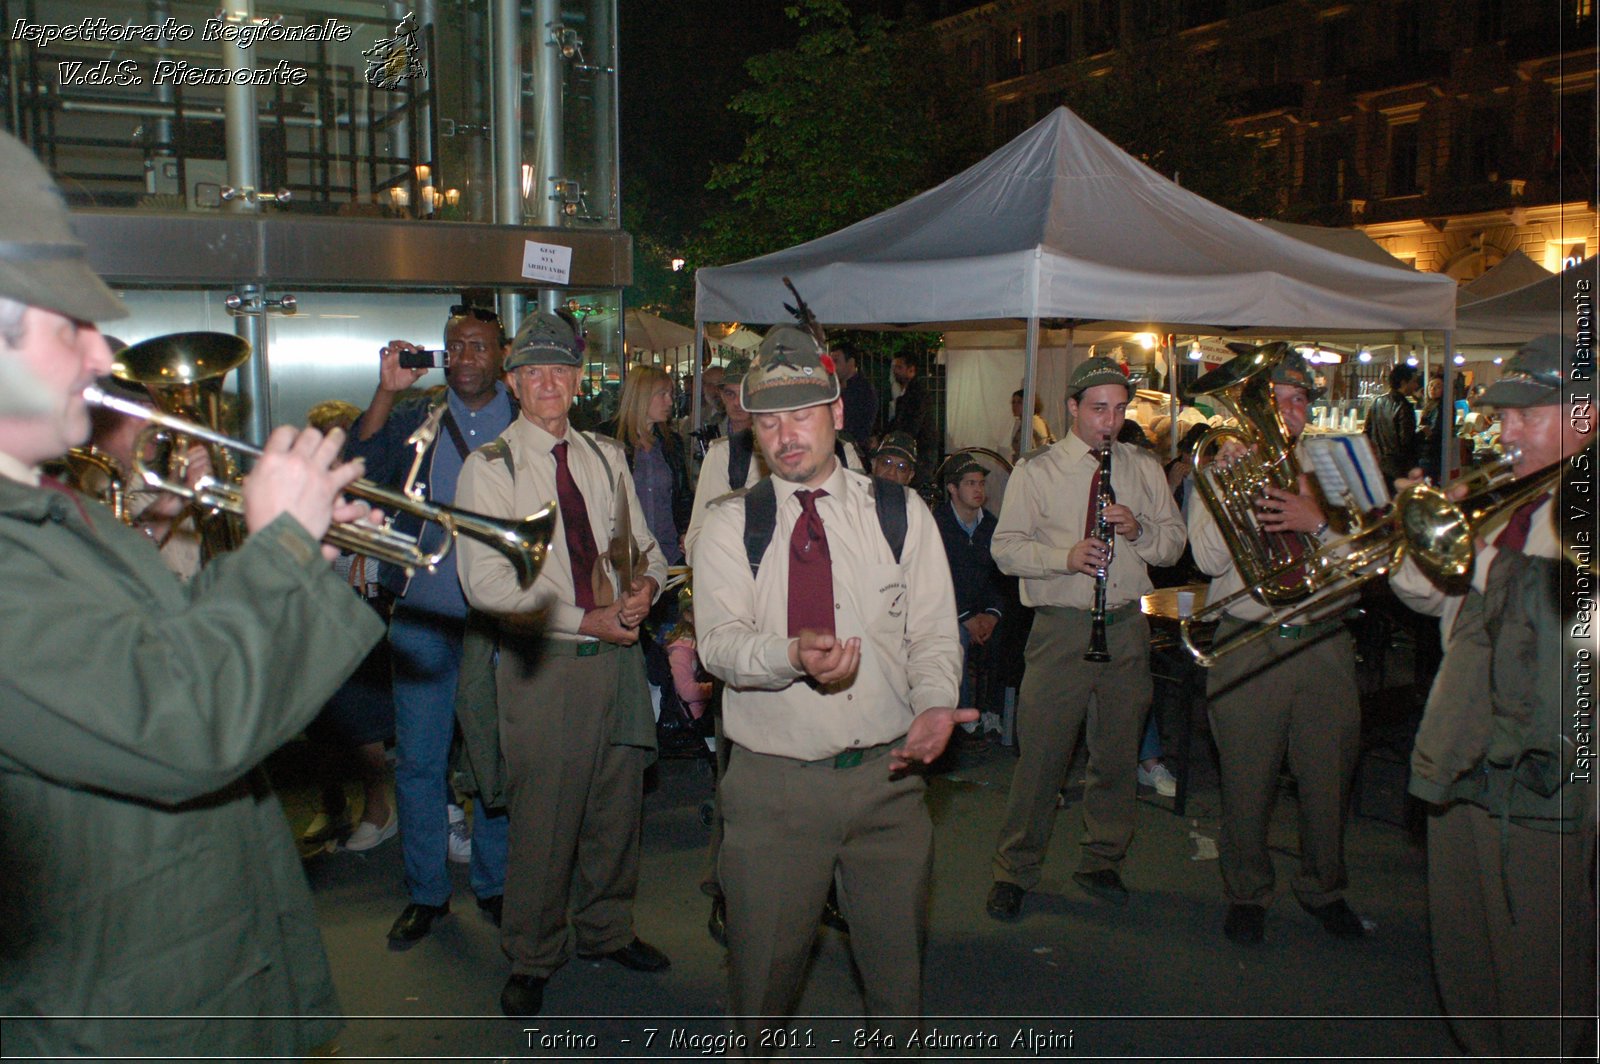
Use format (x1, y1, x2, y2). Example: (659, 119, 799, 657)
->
(449, 304, 500, 324)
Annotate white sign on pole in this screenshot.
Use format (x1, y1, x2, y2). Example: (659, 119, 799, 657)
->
(521, 241, 573, 284)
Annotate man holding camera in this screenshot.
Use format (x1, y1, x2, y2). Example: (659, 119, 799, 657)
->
(348, 305, 516, 948)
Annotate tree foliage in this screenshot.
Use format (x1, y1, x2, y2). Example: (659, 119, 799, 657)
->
(693, 0, 987, 269)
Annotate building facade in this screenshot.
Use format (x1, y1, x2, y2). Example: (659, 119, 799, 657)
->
(927, 0, 1597, 280)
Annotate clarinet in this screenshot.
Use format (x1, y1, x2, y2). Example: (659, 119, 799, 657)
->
(1084, 442, 1115, 663)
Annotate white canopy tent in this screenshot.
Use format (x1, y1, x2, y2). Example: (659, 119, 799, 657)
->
(1459, 250, 1553, 302)
(1456, 260, 1590, 346)
(692, 105, 1457, 463)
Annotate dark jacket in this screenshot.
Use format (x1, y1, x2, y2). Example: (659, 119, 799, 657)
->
(0, 478, 383, 1057)
(1409, 550, 1584, 832)
(1363, 388, 1420, 485)
(598, 419, 693, 539)
(842, 372, 878, 446)
(932, 500, 1006, 622)
(889, 376, 931, 444)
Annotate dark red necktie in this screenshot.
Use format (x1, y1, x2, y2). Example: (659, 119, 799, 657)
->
(1492, 494, 1547, 554)
(552, 440, 599, 609)
(787, 489, 835, 636)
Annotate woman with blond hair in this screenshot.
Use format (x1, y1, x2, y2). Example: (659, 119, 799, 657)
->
(599, 363, 691, 566)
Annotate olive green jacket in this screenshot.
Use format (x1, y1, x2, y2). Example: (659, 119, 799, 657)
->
(1410, 549, 1585, 833)
(0, 477, 384, 1058)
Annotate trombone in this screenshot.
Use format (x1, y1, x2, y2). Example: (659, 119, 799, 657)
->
(83, 385, 555, 589)
(1181, 448, 1563, 666)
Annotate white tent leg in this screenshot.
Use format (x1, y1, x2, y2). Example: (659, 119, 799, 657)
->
(1021, 317, 1040, 457)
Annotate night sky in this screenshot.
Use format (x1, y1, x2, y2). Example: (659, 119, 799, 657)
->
(616, 0, 924, 240)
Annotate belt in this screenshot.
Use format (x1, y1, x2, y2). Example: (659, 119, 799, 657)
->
(799, 737, 902, 769)
(539, 638, 621, 658)
(1039, 602, 1138, 623)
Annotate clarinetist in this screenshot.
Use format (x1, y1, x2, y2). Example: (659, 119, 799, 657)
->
(985, 357, 1185, 920)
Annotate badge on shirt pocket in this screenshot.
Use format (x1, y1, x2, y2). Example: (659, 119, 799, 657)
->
(865, 563, 908, 624)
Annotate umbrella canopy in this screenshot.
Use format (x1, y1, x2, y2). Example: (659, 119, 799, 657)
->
(623, 308, 696, 354)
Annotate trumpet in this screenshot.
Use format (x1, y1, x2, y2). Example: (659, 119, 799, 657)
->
(1181, 448, 1562, 665)
(83, 385, 555, 589)
(59, 446, 129, 523)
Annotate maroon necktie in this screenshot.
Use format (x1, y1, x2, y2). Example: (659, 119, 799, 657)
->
(552, 440, 599, 609)
(787, 489, 835, 636)
(1492, 494, 1547, 554)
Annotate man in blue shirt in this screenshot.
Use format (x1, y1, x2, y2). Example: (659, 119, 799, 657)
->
(348, 305, 517, 947)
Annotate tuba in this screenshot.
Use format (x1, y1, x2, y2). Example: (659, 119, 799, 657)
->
(1178, 340, 1576, 666)
(112, 332, 251, 561)
(1185, 341, 1350, 607)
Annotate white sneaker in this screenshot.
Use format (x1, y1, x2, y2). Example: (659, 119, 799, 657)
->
(1138, 761, 1179, 798)
(343, 811, 397, 852)
(447, 803, 472, 864)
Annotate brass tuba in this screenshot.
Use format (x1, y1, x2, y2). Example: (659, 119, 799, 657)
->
(1185, 341, 1344, 607)
(112, 332, 252, 561)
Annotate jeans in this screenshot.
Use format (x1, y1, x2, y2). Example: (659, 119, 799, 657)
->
(390, 608, 508, 905)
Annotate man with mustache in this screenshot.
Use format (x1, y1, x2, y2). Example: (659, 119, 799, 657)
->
(693, 323, 970, 1051)
(0, 129, 382, 1058)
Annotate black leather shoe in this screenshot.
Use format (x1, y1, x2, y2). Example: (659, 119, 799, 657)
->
(1301, 897, 1369, 939)
(821, 883, 850, 934)
(500, 974, 546, 1018)
(579, 937, 671, 972)
(707, 896, 727, 948)
(986, 881, 1024, 921)
(1224, 903, 1266, 945)
(1073, 869, 1130, 906)
(387, 901, 448, 949)
(477, 894, 503, 927)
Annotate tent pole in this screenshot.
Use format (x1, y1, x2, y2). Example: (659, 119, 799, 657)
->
(692, 322, 704, 431)
(1440, 329, 1457, 483)
(1168, 333, 1180, 462)
(1022, 317, 1040, 457)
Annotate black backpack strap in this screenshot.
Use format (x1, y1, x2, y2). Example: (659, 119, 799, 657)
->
(440, 408, 471, 461)
(870, 476, 907, 564)
(728, 429, 754, 490)
(742, 477, 778, 576)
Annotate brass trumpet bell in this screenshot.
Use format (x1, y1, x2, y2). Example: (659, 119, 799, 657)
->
(113, 331, 252, 559)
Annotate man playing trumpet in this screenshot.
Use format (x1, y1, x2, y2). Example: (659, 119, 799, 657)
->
(1188, 345, 1368, 946)
(0, 130, 384, 1058)
(1389, 334, 1594, 1058)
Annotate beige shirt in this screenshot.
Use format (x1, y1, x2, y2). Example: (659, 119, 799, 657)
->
(694, 461, 961, 761)
(0, 453, 40, 486)
(455, 418, 666, 639)
(684, 435, 766, 565)
(1187, 438, 1354, 623)
(991, 434, 1185, 610)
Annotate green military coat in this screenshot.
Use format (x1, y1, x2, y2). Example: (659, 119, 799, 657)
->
(0, 477, 384, 1058)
